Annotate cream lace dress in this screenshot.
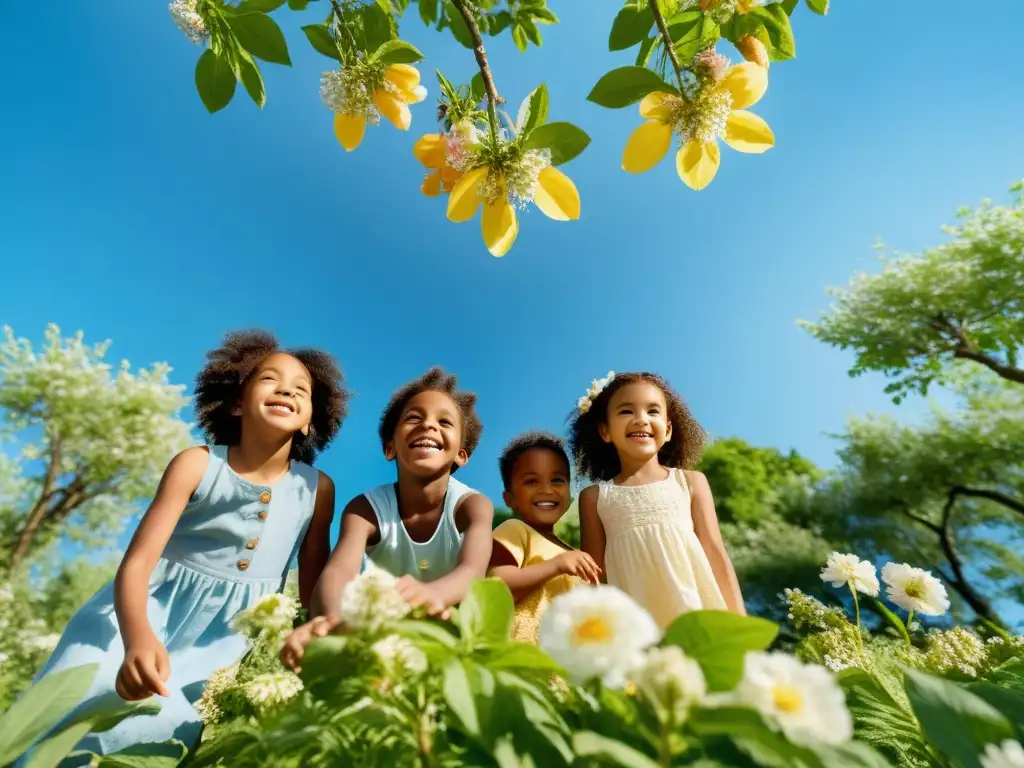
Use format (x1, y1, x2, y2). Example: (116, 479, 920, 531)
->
(597, 468, 726, 629)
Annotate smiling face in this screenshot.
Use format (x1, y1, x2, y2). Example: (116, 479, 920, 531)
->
(503, 447, 571, 528)
(599, 381, 673, 466)
(385, 390, 467, 477)
(234, 352, 314, 439)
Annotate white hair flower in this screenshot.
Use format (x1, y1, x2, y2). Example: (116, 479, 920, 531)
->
(577, 371, 615, 414)
(820, 552, 879, 597)
(881, 562, 950, 617)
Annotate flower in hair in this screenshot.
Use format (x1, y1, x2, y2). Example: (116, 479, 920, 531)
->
(578, 371, 615, 414)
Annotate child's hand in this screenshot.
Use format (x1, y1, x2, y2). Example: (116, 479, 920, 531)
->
(555, 551, 602, 584)
(394, 576, 450, 620)
(116, 631, 170, 701)
(280, 615, 340, 673)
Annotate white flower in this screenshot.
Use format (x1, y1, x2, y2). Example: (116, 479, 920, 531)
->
(168, 0, 209, 45)
(820, 552, 880, 597)
(981, 740, 1024, 768)
(881, 562, 950, 616)
(631, 646, 706, 721)
(231, 592, 298, 637)
(0, 651, 9, 665)
(371, 634, 428, 678)
(735, 651, 852, 747)
(244, 672, 303, 711)
(340, 561, 411, 632)
(539, 585, 660, 688)
(29, 633, 61, 652)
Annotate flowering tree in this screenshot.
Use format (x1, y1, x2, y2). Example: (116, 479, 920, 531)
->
(803, 182, 1024, 403)
(0, 325, 193, 571)
(167, 0, 830, 256)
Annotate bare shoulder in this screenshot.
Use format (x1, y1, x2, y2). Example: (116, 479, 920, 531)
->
(579, 484, 600, 507)
(455, 492, 494, 531)
(165, 445, 210, 483)
(682, 470, 711, 495)
(316, 470, 336, 494)
(456, 491, 494, 514)
(343, 493, 376, 525)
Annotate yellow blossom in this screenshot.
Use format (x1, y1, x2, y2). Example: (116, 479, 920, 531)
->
(621, 62, 774, 190)
(331, 64, 427, 153)
(736, 35, 770, 68)
(413, 133, 462, 197)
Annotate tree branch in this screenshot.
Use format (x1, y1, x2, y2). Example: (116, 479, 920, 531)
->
(9, 435, 62, 570)
(951, 485, 1024, 518)
(650, 0, 686, 91)
(933, 313, 1024, 385)
(451, 0, 502, 107)
(934, 489, 1004, 627)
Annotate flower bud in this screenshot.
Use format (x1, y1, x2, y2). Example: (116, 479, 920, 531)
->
(736, 35, 770, 68)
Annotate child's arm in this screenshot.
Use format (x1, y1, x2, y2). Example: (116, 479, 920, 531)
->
(296, 471, 336, 611)
(688, 471, 746, 615)
(113, 446, 209, 700)
(398, 492, 494, 612)
(489, 521, 600, 601)
(578, 485, 607, 583)
(281, 495, 375, 672)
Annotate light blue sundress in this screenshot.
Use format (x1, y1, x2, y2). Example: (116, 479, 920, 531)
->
(26, 444, 319, 757)
(363, 476, 476, 581)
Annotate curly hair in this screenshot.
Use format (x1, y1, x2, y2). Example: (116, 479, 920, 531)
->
(193, 329, 349, 465)
(378, 367, 483, 472)
(499, 431, 570, 491)
(567, 372, 705, 481)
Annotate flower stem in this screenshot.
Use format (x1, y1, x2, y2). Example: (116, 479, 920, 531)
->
(329, 0, 361, 63)
(906, 610, 915, 639)
(649, 0, 686, 93)
(849, 584, 864, 653)
(451, 0, 503, 144)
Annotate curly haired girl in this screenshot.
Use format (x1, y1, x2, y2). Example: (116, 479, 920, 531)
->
(25, 330, 348, 758)
(568, 371, 744, 628)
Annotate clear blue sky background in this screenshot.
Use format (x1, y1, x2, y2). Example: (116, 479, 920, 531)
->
(1, 2, 1022, 547)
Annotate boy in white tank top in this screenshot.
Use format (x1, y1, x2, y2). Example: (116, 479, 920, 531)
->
(281, 367, 494, 671)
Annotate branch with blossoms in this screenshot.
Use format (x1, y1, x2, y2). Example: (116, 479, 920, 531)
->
(168, 0, 831, 255)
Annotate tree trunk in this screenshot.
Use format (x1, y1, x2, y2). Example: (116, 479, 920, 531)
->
(9, 437, 62, 571)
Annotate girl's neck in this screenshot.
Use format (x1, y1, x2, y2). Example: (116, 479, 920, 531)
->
(614, 455, 669, 485)
(395, 470, 451, 518)
(229, 431, 293, 484)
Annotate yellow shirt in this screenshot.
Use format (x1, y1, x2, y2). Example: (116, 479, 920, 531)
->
(491, 519, 580, 644)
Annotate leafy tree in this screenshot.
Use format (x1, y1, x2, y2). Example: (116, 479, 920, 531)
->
(801, 181, 1024, 402)
(0, 325, 193, 572)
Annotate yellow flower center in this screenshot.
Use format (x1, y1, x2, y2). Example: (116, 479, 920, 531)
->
(772, 684, 804, 714)
(571, 616, 614, 645)
(904, 580, 923, 599)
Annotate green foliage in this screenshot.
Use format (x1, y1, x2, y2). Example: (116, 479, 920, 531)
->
(802, 182, 1024, 402)
(586, 66, 678, 108)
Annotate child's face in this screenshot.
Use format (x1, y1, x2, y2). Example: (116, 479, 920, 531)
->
(599, 381, 672, 465)
(502, 448, 571, 527)
(386, 390, 467, 476)
(234, 353, 314, 438)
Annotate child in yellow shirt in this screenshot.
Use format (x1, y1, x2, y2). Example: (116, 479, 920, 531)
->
(489, 432, 601, 644)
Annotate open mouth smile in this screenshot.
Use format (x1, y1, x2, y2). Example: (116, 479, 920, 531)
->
(627, 431, 654, 440)
(409, 438, 442, 452)
(265, 400, 296, 415)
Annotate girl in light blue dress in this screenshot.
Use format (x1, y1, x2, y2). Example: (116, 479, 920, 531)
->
(25, 330, 349, 758)
(280, 367, 495, 671)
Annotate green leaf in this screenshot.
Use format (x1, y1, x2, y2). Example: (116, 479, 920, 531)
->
(523, 121, 590, 165)
(521, 17, 542, 46)
(25, 722, 93, 768)
(489, 10, 512, 34)
(805, 0, 828, 14)
(904, 667, 1013, 768)
(734, 729, 823, 768)
(419, 0, 439, 25)
(360, 3, 394, 52)
(782, 0, 799, 13)
(572, 731, 660, 768)
(302, 24, 341, 61)
(532, 8, 558, 24)
(0, 663, 99, 765)
(635, 36, 657, 66)
(237, 50, 266, 109)
(298, 635, 351, 687)
(746, 4, 796, 61)
(516, 84, 548, 139)
(194, 49, 237, 113)
(459, 578, 514, 645)
(98, 740, 188, 768)
(371, 39, 425, 64)
(394, 618, 459, 648)
(478, 642, 564, 674)
(71, 700, 161, 735)
(586, 66, 676, 108)
(511, 24, 528, 52)
(967, 683, 1024, 739)
(818, 742, 894, 768)
(445, 1, 475, 48)
(608, 2, 654, 51)
(228, 12, 291, 65)
(287, 0, 311, 8)
(443, 659, 496, 739)
(236, 0, 287, 12)
(690, 706, 771, 739)
(664, 611, 779, 690)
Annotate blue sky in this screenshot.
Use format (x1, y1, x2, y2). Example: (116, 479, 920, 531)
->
(1, 0, 1022, 531)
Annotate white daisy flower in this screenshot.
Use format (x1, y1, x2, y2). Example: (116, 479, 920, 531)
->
(881, 562, 950, 617)
(340, 561, 411, 632)
(631, 645, 706, 722)
(981, 740, 1024, 768)
(820, 552, 880, 597)
(539, 585, 660, 688)
(735, 651, 853, 747)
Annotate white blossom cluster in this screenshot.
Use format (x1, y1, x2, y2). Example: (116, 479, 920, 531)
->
(630, 645, 706, 722)
(371, 634, 428, 679)
(169, 0, 209, 45)
(319, 69, 380, 124)
(231, 593, 299, 639)
(339, 561, 411, 633)
(923, 626, 987, 677)
(244, 671, 304, 713)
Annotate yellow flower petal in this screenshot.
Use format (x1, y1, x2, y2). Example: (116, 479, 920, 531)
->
(534, 166, 580, 221)
(333, 113, 366, 151)
(622, 121, 673, 174)
(723, 110, 775, 154)
(374, 89, 411, 131)
(402, 85, 428, 104)
(421, 169, 443, 197)
(721, 62, 768, 110)
(447, 166, 488, 222)
(385, 64, 421, 92)
(441, 166, 462, 191)
(482, 196, 518, 257)
(676, 140, 720, 190)
(413, 134, 447, 169)
(639, 91, 675, 121)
